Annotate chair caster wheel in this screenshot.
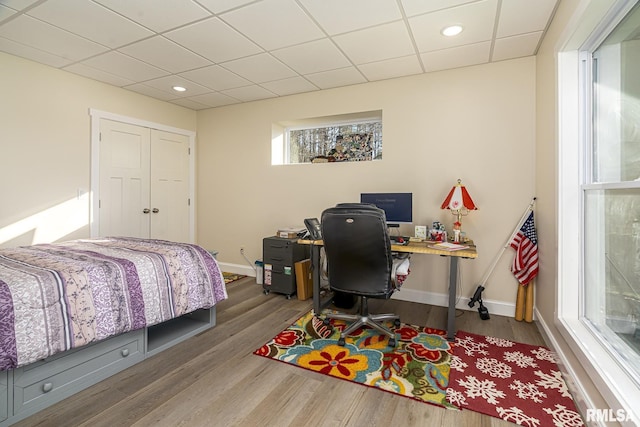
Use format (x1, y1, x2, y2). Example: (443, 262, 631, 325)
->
(286, 294, 292, 300)
(338, 337, 345, 346)
(263, 289, 269, 295)
(394, 319, 401, 328)
(388, 338, 396, 347)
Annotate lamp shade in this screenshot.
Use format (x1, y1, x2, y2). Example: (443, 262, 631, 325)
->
(441, 179, 477, 211)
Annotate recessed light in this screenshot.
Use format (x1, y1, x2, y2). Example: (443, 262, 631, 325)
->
(441, 25, 463, 37)
(173, 86, 187, 92)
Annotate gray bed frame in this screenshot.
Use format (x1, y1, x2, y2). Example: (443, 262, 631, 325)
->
(0, 306, 216, 426)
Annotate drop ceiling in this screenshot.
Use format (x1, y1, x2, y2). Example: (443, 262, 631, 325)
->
(0, 0, 559, 110)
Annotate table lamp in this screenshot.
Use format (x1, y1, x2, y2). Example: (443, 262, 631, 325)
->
(440, 179, 477, 242)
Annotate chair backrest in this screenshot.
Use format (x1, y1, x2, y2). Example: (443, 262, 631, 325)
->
(320, 203, 393, 298)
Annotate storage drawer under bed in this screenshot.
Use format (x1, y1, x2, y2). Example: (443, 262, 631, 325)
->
(12, 329, 144, 415)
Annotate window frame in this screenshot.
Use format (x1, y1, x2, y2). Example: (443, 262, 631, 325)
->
(557, 0, 640, 419)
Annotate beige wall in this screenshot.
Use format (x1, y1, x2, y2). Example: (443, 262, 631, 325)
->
(535, 0, 612, 414)
(0, 45, 536, 310)
(0, 52, 197, 248)
(196, 57, 536, 310)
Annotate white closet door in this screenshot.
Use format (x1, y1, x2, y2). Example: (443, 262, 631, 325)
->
(99, 119, 151, 238)
(149, 129, 190, 242)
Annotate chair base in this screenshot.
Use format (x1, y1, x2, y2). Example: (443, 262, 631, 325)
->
(325, 296, 400, 346)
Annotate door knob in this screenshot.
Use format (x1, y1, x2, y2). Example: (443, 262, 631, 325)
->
(152, 208, 159, 213)
(143, 208, 150, 214)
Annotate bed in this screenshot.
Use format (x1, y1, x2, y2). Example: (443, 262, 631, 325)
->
(0, 237, 227, 424)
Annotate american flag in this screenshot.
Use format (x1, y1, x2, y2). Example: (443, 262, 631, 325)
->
(510, 212, 538, 285)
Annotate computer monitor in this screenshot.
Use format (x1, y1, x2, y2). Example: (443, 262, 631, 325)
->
(360, 192, 412, 227)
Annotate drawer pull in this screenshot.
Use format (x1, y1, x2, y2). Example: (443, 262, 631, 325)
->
(42, 382, 53, 393)
(121, 348, 130, 357)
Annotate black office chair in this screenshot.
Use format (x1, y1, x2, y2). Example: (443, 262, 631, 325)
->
(321, 203, 402, 347)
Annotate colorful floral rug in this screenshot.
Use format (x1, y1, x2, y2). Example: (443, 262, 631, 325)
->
(253, 310, 454, 408)
(222, 272, 246, 284)
(447, 330, 584, 427)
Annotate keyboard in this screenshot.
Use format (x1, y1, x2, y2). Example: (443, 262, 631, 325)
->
(390, 236, 410, 245)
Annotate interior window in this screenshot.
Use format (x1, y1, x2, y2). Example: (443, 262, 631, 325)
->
(271, 110, 383, 165)
(287, 120, 382, 164)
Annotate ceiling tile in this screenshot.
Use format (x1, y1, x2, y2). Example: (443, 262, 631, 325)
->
(123, 83, 177, 101)
(421, 41, 490, 72)
(196, 0, 255, 14)
(0, 36, 72, 67)
(0, 0, 559, 109)
(261, 76, 319, 96)
(497, 0, 557, 38)
(220, 0, 324, 50)
(169, 97, 211, 110)
(27, 0, 153, 48)
(221, 85, 277, 102)
(272, 39, 351, 74)
(492, 32, 542, 61)
(299, 0, 402, 35)
(221, 53, 297, 83)
(333, 21, 415, 65)
(118, 36, 212, 73)
(0, 15, 108, 61)
(141, 75, 212, 97)
(409, 0, 498, 52)
(179, 65, 250, 91)
(0, 5, 17, 21)
(93, 0, 211, 32)
(165, 17, 262, 63)
(400, 0, 479, 18)
(187, 92, 240, 108)
(64, 62, 136, 86)
(305, 67, 366, 90)
(0, 0, 40, 8)
(358, 55, 423, 81)
(79, 51, 168, 81)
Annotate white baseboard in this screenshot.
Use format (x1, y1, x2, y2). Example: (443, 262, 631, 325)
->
(391, 287, 521, 319)
(217, 265, 527, 321)
(533, 308, 600, 426)
(217, 262, 256, 277)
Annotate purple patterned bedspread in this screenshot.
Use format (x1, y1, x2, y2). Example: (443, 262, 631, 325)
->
(0, 237, 227, 371)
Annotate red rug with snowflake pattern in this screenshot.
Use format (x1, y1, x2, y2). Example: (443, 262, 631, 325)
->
(446, 330, 584, 427)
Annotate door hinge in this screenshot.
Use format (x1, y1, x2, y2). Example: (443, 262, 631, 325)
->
(188, 198, 191, 206)
(99, 200, 101, 208)
(99, 132, 102, 141)
(188, 147, 191, 155)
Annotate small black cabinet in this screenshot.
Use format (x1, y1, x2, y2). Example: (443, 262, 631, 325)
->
(262, 236, 309, 299)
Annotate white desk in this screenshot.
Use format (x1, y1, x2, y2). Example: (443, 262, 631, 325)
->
(299, 239, 478, 341)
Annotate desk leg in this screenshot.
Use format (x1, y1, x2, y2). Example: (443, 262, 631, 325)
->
(311, 244, 321, 315)
(447, 257, 458, 342)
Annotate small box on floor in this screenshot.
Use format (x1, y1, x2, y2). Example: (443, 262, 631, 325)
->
(295, 259, 313, 300)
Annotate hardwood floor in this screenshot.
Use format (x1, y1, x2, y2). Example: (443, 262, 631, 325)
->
(17, 278, 547, 427)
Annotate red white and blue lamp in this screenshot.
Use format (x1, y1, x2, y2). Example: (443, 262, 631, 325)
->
(441, 179, 477, 242)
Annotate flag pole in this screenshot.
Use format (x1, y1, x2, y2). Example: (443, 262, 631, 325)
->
(468, 197, 537, 317)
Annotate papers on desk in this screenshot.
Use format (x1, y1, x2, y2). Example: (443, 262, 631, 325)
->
(429, 242, 470, 251)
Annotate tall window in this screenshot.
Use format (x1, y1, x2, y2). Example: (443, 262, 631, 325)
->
(286, 120, 382, 164)
(583, 1, 640, 388)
